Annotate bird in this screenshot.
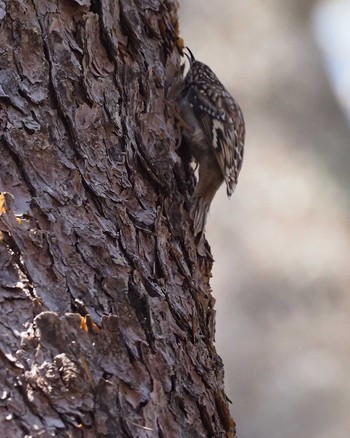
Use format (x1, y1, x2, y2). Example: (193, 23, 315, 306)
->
(178, 48, 245, 236)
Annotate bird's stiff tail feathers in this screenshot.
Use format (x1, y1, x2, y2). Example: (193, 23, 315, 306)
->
(191, 195, 211, 236)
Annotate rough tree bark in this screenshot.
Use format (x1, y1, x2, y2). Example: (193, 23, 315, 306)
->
(0, 1, 235, 437)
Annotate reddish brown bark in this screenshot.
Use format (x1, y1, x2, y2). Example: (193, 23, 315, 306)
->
(0, 0, 234, 436)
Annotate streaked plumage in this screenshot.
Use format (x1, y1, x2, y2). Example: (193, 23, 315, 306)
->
(179, 49, 245, 235)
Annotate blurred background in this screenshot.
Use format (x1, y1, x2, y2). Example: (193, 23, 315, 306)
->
(179, 1, 350, 437)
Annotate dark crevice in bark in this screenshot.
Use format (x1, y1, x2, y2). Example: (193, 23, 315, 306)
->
(32, 2, 81, 158)
(80, 178, 107, 219)
(164, 296, 195, 341)
(1, 232, 35, 299)
(90, 0, 120, 62)
(2, 134, 37, 198)
(117, 229, 164, 298)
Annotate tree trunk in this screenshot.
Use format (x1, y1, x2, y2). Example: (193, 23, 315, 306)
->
(0, 0, 234, 436)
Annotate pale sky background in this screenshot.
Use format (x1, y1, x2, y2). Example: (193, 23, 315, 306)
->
(314, 0, 350, 122)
